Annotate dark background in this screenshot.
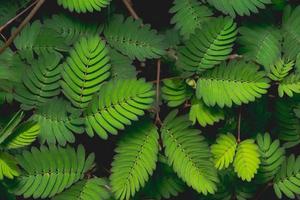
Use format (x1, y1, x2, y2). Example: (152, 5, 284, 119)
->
(4, 0, 298, 199)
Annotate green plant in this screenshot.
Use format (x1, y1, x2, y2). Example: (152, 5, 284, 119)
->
(0, 0, 300, 199)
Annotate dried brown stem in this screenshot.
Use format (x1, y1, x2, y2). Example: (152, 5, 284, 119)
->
(0, 0, 45, 54)
(0, 0, 38, 33)
(122, 0, 140, 20)
(155, 59, 162, 126)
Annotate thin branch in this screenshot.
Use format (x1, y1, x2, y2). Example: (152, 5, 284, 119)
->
(155, 59, 162, 126)
(0, 0, 45, 54)
(0, 0, 38, 33)
(237, 108, 242, 143)
(122, 0, 140, 20)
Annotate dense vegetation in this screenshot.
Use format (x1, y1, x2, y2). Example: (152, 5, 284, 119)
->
(0, 0, 300, 199)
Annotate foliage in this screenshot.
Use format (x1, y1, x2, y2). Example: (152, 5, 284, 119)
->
(1, 0, 300, 200)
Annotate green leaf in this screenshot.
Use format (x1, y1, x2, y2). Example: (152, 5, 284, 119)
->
(137, 155, 185, 200)
(233, 139, 261, 182)
(0, 111, 24, 145)
(11, 145, 95, 199)
(268, 59, 294, 81)
(196, 60, 270, 108)
(211, 133, 237, 170)
(14, 52, 63, 110)
(104, 15, 166, 61)
(1, 122, 39, 149)
(273, 155, 300, 199)
(278, 73, 300, 97)
(239, 26, 282, 68)
(60, 36, 111, 109)
(282, 5, 300, 59)
(275, 98, 300, 148)
(14, 21, 69, 61)
(161, 110, 219, 195)
(109, 48, 137, 80)
(0, 152, 20, 180)
(84, 79, 155, 139)
(52, 177, 111, 200)
(255, 133, 285, 184)
(177, 17, 237, 72)
(189, 98, 224, 127)
(31, 98, 84, 146)
(110, 120, 159, 200)
(205, 0, 272, 17)
(57, 0, 111, 13)
(161, 79, 192, 107)
(170, 0, 213, 39)
(44, 14, 103, 46)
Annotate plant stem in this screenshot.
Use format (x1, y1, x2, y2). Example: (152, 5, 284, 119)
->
(155, 59, 162, 126)
(0, 0, 38, 33)
(237, 108, 242, 143)
(0, 0, 45, 54)
(122, 0, 140, 20)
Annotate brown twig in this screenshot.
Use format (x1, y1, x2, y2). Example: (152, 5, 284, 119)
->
(122, 0, 140, 20)
(0, 0, 45, 54)
(0, 0, 38, 33)
(155, 59, 162, 126)
(237, 108, 242, 143)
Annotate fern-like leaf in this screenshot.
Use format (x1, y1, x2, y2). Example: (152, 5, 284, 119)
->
(0, 152, 20, 180)
(239, 26, 282, 68)
(30, 98, 84, 146)
(196, 60, 270, 108)
(161, 79, 192, 107)
(170, 0, 212, 39)
(14, 21, 68, 61)
(161, 110, 219, 195)
(273, 155, 300, 199)
(0, 111, 24, 145)
(14, 52, 63, 110)
(233, 139, 261, 182)
(44, 14, 103, 46)
(211, 133, 237, 170)
(275, 98, 300, 148)
(278, 73, 300, 97)
(138, 155, 185, 200)
(255, 133, 285, 184)
(57, 0, 111, 13)
(60, 36, 111, 109)
(1, 122, 39, 149)
(189, 98, 224, 127)
(177, 17, 237, 72)
(268, 59, 294, 81)
(104, 15, 166, 61)
(282, 5, 300, 59)
(110, 120, 159, 200)
(52, 177, 111, 200)
(11, 145, 95, 199)
(205, 0, 272, 17)
(84, 79, 155, 139)
(109, 48, 137, 80)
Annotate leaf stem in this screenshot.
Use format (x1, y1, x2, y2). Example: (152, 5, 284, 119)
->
(122, 0, 140, 20)
(0, 0, 45, 54)
(155, 59, 162, 126)
(0, 0, 38, 33)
